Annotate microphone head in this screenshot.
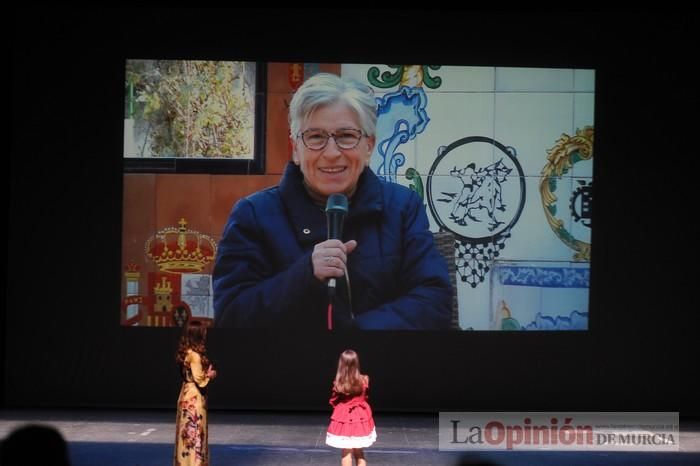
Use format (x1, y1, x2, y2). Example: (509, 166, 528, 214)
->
(325, 193, 349, 214)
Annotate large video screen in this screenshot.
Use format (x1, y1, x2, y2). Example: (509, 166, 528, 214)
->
(121, 62, 593, 331)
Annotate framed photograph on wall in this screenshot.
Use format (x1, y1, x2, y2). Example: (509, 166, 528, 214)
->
(123, 59, 266, 174)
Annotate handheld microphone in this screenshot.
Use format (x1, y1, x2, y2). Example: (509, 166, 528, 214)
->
(325, 193, 349, 292)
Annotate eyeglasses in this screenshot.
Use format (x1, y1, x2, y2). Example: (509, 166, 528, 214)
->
(298, 128, 365, 151)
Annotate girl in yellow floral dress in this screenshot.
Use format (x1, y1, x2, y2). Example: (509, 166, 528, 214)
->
(174, 321, 216, 466)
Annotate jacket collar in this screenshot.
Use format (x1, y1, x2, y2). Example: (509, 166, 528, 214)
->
(279, 162, 383, 245)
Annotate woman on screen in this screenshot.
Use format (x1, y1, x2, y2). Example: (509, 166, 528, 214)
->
(213, 72, 451, 329)
(326, 349, 376, 465)
(174, 320, 216, 466)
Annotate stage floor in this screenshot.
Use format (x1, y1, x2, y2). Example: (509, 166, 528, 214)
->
(1, 409, 699, 465)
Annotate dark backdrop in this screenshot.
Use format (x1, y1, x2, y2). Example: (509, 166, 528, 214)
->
(8, 8, 697, 415)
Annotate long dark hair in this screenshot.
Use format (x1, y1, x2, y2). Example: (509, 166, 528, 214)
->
(333, 349, 366, 396)
(175, 320, 211, 371)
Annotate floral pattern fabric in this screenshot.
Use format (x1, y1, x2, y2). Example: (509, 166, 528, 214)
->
(174, 350, 211, 466)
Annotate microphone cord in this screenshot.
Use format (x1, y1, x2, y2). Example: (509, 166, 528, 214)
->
(327, 301, 333, 330)
(342, 263, 354, 319)
(327, 264, 354, 331)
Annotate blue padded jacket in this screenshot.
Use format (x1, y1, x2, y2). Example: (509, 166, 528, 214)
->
(213, 162, 451, 329)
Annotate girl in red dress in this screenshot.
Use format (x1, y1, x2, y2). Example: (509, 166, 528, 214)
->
(326, 349, 377, 466)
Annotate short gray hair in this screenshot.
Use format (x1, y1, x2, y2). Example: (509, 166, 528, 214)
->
(289, 73, 377, 139)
